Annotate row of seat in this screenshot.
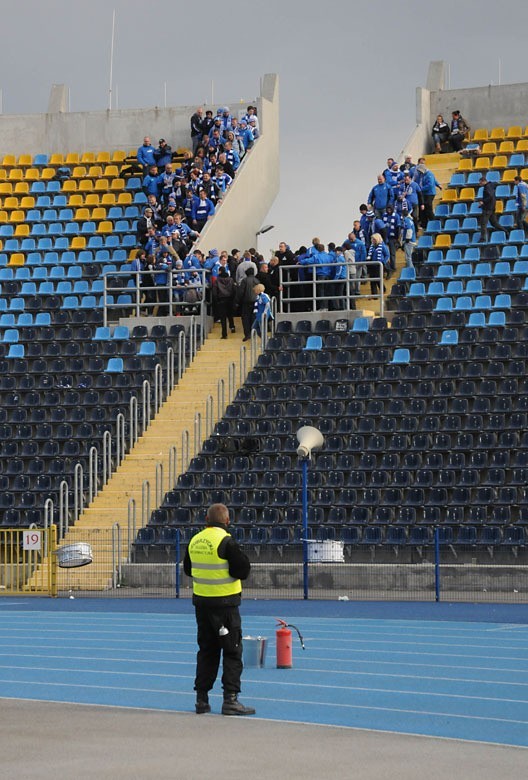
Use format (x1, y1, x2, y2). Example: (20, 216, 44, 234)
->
(454, 156, 528, 173)
(470, 126, 528, 142)
(0, 151, 130, 167)
(135, 522, 527, 548)
(161, 485, 528, 510)
(1, 218, 137, 236)
(0, 190, 147, 206)
(420, 232, 528, 250)
(0, 294, 135, 314)
(426, 216, 521, 234)
(8, 205, 143, 222)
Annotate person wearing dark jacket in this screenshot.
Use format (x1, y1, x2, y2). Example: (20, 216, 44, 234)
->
(236, 267, 258, 340)
(431, 115, 450, 153)
(213, 269, 236, 338)
(183, 503, 255, 716)
(478, 176, 502, 243)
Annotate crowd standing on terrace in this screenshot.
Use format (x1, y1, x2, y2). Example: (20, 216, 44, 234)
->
(128, 106, 528, 323)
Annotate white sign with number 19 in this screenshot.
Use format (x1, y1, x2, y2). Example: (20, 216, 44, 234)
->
(23, 531, 41, 551)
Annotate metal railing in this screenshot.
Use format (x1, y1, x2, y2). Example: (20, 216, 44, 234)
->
(102, 268, 208, 334)
(278, 261, 385, 316)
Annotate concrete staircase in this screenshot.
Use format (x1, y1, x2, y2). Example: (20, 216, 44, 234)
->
(50, 324, 249, 591)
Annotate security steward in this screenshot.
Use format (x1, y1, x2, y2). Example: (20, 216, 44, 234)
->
(183, 503, 255, 716)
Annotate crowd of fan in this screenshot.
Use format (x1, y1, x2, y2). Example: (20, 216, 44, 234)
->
(127, 105, 528, 325)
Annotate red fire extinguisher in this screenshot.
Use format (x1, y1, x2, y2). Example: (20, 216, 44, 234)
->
(275, 618, 305, 669)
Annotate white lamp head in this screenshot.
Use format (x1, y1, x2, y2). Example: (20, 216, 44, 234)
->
(296, 425, 324, 460)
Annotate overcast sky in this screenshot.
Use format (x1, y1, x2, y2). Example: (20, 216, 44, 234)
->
(1, 0, 528, 256)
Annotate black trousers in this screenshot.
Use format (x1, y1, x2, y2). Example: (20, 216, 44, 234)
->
(194, 604, 243, 695)
(216, 298, 235, 337)
(479, 209, 501, 242)
(241, 302, 254, 338)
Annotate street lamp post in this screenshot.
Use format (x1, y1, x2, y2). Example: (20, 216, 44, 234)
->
(296, 426, 325, 600)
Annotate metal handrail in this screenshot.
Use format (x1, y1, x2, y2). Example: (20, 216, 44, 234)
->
(155, 462, 164, 506)
(58, 481, 68, 540)
(111, 522, 121, 588)
(88, 446, 98, 504)
(127, 498, 136, 563)
(194, 412, 202, 458)
(182, 429, 190, 472)
(74, 463, 84, 522)
(278, 260, 385, 316)
(129, 396, 138, 449)
(141, 480, 150, 528)
(168, 445, 178, 488)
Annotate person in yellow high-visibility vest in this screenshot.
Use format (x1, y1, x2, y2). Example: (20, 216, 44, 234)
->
(183, 503, 255, 716)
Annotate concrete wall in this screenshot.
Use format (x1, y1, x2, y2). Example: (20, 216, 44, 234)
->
(400, 60, 528, 160)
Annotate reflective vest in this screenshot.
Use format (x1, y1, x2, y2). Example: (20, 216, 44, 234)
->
(188, 526, 241, 598)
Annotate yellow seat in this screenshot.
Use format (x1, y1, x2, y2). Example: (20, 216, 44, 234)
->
(62, 180, 77, 193)
(78, 180, 94, 193)
(435, 235, 451, 248)
(40, 168, 56, 180)
(8, 253, 25, 266)
(491, 155, 508, 170)
(70, 236, 86, 250)
(87, 166, 103, 179)
(516, 139, 528, 152)
(481, 142, 497, 155)
(49, 153, 64, 165)
(101, 193, 116, 206)
(3, 196, 19, 210)
(176, 147, 190, 156)
(128, 248, 139, 260)
(441, 189, 457, 203)
(72, 166, 87, 179)
(96, 220, 113, 234)
(81, 152, 96, 164)
(8, 169, 23, 181)
(458, 159, 473, 173)
(474, 157, 491, 171)
(18, 154, 33, 167)
(458, 187, 476, 201)
(0, 183, 13, 195)
(74, 208, 91, 221)
(24, 168, 39, 181)
(14, 224, 30, 237)
(2, 154, 16, 167)
(68, 194, 84, 207)
(495, 200, 504, 214)
(10, 209, 25, 223)
(104, 165, 119, 178)
(94, 179, 110, 192)
(91, 207, 107, 221)
(21, 195, 36, 208)
(472, 129, 488, 142)
(84, 194, 101, 207)
(507, 126, 523, 140)
(117, 192, 132, 205)
(498, 141, 514, 154)
(521, 168, 528, 180)
(489, 127, 505, 141)
(14, 183, 29, 195)
(109, 178, 125, 192)
(96, 151, 111, 164)
(65, 153, 80, 165)
(0, 210, 7, 224)
(112, 150, 127, 162)
(502, 170, 517, 183)
(0, 170, 6, 180)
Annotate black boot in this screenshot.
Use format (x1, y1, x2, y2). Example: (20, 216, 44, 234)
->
(195, 692, 211, 714)
(221, 693, 256, 716)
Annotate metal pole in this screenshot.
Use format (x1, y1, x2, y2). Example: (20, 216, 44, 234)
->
(434, 527, 441, 603)
(175, 529, 181, 598)
(301, 458, 309, 600)
(108, 9, 116, 110)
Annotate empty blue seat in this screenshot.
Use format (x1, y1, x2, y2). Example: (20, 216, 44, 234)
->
(508, 229, 524, 244)
(488, 311, 506, 327)
(494, 293, 511, 308)
(436, 265, 453, 280)
(440, 330, 458, 345)
(474, 262, 491, 277)
(427, 282, 444, 296)
(3, 329, 19, 343)
(467, 312, 486, 327)
(435, 297, 453, 311)
(455, 296, 473, 310)
(490, 231, 507, 244)
(112, 325, 130, 340)
(61, 295, 79, 309)
(105, 357, 124, 372)
(509, 153, 525, 168)
(513, 260, 528, 275)
(138, 341, 156, 356)
(445, 281, 463, 295)
(408, 283, 425, 296)
(391, 348, 410, 364)
(399, 267, 416, 281)
(6, 344, 24, 358)
(352, 317, 370, 332)
(474, 295, 492, 309)
(426, 219, 442, 234)
(492, 262, 511, 276)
